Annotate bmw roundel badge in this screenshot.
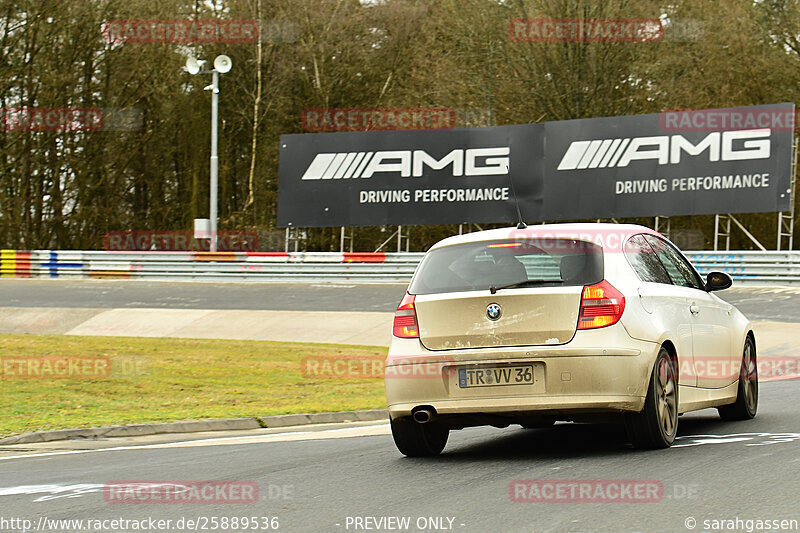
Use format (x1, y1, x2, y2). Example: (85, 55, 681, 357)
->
(486, 303, 502, 321)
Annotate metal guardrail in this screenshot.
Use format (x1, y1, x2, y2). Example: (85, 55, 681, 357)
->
(686, 251, 800, 284)
(0, 250, 424, 283)
(0, 250, 798, 284)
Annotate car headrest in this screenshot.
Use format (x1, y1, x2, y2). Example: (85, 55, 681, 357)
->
(495, 255, 527, 283)
(560, 254, 587, 282)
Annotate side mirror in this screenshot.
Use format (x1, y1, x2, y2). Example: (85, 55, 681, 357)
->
(706, 271, 733, 292)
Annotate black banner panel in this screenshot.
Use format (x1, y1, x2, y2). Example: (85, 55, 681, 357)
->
(542, 103, 794, 220)
(278, 125, 544, 227)
(277, 103, 794, 227)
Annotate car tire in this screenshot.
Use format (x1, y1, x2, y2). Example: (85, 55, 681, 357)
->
(625, 346, 678, 449)
(390, 417, 449, 457)
(718, 336, 758, 421)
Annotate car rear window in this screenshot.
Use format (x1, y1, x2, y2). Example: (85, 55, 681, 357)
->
(408, 238, 604, 295)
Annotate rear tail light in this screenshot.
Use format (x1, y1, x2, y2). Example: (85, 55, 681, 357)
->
(392, 293, 419, 338)
(578, 280, 625, 330)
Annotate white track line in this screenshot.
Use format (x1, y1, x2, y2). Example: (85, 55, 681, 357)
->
(0, 423, 391, 462)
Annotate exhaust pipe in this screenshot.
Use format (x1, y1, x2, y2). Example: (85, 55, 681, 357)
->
(413, 408, 435, 424)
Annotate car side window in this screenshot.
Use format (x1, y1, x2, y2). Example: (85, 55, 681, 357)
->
(644, 235, 704, 290)
(623, 234, 672, 284)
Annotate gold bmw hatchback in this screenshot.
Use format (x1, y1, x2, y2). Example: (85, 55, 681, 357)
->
(385, 223, 758, 456)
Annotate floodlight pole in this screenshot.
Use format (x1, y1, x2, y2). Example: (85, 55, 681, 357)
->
(185, 55, 230, 253)
(209, 70, 219, 252)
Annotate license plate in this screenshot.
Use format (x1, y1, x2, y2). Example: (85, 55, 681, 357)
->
(458, 365, 534, 388)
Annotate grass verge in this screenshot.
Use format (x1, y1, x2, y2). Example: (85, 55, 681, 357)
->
(0, 334, 387, 437)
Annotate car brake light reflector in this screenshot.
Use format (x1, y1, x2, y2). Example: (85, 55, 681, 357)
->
(393, 293, 419, 338)
(487, 242, 524, 248)
(578, 280, 625, 330)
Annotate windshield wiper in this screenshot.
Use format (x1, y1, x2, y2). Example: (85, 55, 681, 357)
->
(488, 280, 558, 294)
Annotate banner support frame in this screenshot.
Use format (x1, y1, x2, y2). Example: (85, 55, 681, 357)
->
(654, 216, 671, 240)
(777, 137, 798, 251)
(340, 226, 354, 253)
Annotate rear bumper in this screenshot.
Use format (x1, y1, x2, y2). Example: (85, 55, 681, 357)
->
(385, 324, 660, 420)
(388, 395, 645, 419)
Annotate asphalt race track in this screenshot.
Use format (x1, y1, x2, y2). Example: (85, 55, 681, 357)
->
(1, 384, 799, 533)
(0, 279, 406, 312)
(1, 280, 800, 532)
(2, 279, 800, 320)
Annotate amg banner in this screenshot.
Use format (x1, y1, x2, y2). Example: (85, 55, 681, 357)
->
(277, 103, 794, 227)
(278, 125, 544, 227)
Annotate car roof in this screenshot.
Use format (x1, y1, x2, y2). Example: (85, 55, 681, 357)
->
(428, 223, 663, 251)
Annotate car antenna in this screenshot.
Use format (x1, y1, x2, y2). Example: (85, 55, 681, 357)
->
(506, 164, 527, 229)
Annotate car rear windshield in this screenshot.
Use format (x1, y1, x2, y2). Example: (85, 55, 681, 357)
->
(408, 238, 604, 295)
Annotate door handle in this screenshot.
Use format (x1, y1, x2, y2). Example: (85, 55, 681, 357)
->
(689, 304, 700, 315)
